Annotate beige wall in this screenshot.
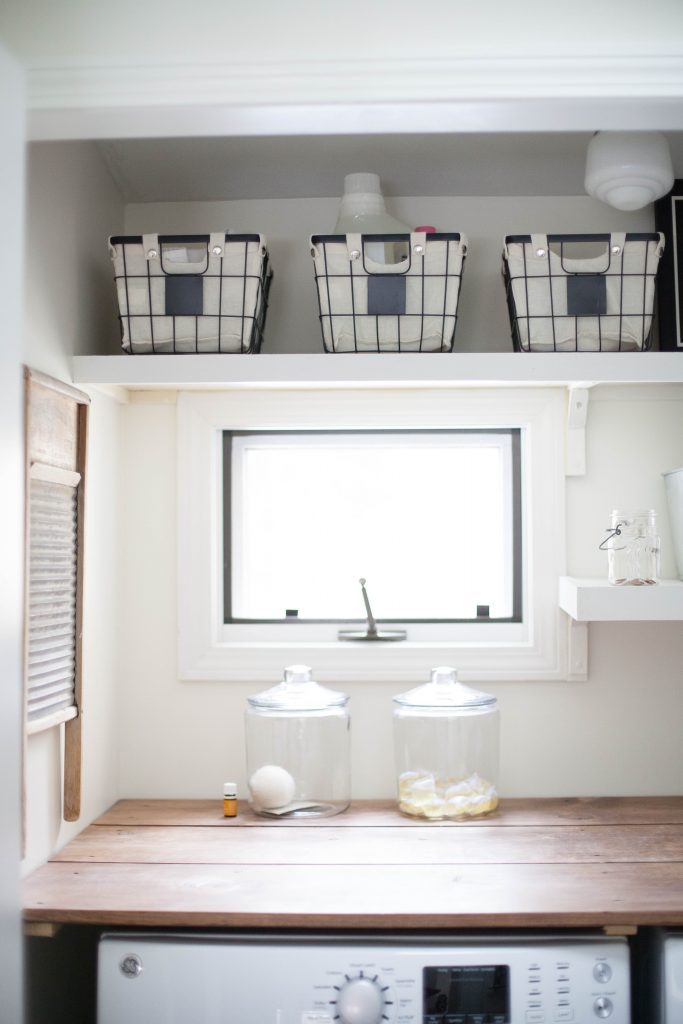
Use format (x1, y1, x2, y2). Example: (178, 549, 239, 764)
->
(117, 385, 683, 803)
(22, 142, 125, 872)
(25, 142, 122, 376)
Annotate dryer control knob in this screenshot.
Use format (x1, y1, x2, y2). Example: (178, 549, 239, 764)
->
(593, 961, 613, 983)
(335, 976, 385, 1024)
(594, 995, 614, 1018)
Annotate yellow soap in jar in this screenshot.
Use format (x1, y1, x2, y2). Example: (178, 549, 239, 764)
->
(393, 667, 500, 821)
(398, 770, 498, 819)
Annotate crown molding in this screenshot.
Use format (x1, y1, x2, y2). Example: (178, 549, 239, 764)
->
(26, 55, 683, 141)
(27, 55, 683, 108)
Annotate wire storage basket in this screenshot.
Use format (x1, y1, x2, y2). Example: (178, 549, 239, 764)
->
(502, 232, 664, 352)
(109, 232, 272, 354)
(310, 231, 467, 352)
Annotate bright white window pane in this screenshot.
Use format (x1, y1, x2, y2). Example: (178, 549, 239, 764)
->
(228, 432, 518, 621)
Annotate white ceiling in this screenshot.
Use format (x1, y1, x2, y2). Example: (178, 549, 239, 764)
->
(96, 132, 683, 204)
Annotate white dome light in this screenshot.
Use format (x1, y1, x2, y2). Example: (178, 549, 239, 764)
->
(584, 131, 674, 211)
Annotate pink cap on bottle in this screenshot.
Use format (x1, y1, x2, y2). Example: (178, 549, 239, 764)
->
(414, 225, 437, 233)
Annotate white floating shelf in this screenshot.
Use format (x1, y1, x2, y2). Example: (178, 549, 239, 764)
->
(559, 576, 683, 621)
(72, 352, 683, 391)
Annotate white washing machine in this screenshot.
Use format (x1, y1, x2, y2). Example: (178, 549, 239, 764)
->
(636, 929, 683, 1023)
(97, 931, 631, 1023)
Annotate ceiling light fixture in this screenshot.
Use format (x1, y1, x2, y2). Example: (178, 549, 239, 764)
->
(584, 131, 674, 211)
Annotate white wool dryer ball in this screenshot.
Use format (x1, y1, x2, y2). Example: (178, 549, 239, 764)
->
(249, 764, 296, 809)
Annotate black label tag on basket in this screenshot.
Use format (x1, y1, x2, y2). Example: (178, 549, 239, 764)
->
(165, 275, 203, 316)
(567, 274, 606, 316)
(367, 275, 406, 316)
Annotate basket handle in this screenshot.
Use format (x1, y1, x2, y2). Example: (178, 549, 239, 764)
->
(529, 232, 628, 275)
(142, 232, 226, 275)
(345, 232, 415, 275)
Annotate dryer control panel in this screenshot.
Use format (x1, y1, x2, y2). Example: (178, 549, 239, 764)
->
(97, 932, 631, 1024)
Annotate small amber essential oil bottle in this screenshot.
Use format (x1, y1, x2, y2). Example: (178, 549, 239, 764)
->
(223, 782, 237, 818)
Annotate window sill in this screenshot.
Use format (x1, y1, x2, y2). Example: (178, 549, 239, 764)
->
(179, 631, 572, 685)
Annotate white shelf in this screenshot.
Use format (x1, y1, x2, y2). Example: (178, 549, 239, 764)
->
(72, 352, 683, 391)
(559, 576, 683, 621)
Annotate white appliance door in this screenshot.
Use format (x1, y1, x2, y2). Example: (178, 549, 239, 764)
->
(664, 933, 683, 1022)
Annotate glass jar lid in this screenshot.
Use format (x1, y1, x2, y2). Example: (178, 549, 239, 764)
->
(611, 509, 657, 521)
(610, 509, 658, 536)
(393, 666, 496, 710)
(247, 664, 349, 711)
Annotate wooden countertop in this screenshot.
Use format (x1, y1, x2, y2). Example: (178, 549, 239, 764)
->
(23, 798, 683, 930)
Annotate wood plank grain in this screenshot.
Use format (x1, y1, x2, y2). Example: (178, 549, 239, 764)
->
(94, 796, 683, 828)
(51, 822, 683, 866)
(22, 861, 683, 928)
(63, 400, 88, 823)
(62, 715, 82, 822)
(25, 798, 683, 931)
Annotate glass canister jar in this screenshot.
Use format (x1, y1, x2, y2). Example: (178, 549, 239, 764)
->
(245, 665, 350, 818)
(602, 509, 660, 585)
(393, 666, 499, 820)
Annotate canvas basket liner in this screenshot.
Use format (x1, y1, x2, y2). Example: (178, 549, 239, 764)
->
(109, 232, 269, 353)
(503, 232, 664, 352)
(311, 232, 467, 352)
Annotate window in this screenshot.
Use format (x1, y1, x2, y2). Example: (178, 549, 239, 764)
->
(224, 429, 521, 626)
(177, 388, 568, 683)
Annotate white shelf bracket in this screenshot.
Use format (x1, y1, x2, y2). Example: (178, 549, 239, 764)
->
(565, 386, 590, 476)
(566, 613, 589, 682)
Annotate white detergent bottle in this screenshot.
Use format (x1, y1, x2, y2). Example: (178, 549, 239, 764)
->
(334, 172, 410, 265)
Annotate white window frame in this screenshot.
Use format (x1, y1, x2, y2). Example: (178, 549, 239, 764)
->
(178, 387, 568, 684)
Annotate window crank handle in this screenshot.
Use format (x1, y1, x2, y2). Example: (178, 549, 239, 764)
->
(358, 578, 378, 638)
